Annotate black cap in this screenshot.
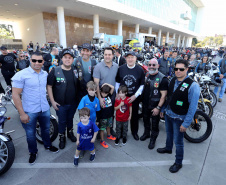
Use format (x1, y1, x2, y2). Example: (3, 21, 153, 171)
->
(82, 43, 92, 50)
(0, 46, 7, 50)
(62, 49, 74, 58)
(125, 51, 136, 57)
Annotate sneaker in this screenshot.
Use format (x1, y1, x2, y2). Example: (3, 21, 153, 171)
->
(115, 138, 119, 145)
(100, 141, 109, 148)
(122, 138, 127, 145)
(46, 146, 59, 153)
(29, 153, 37, 165)
(74, 157, 79, 166)
(59, 134, 66, 149)
(90, 154, 95, 162)
(67, 129, 77, 142)
(218, 98, 222, 102)
(107, 135, 116, 141)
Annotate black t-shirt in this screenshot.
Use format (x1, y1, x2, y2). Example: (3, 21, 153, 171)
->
(98, 94, 114, 120)
(29, 43, 33, 48)
(143, 73, 168, 107)
(47, 68, 76, 105)
(0, 53, 17, 72)
(116, 64, 145, 96)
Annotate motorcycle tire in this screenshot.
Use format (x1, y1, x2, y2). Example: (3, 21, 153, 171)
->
(184, 110, 212, 143)
(36, 118, 58, 144)
(0, 140, 15, 176)
(203, 91, 217, 108)
(198, 102, 213, 118)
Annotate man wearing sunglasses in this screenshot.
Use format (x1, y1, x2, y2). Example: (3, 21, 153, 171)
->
(16, 52, 30, 71)
(47, 49, 78, 149)
(157, 59, 200, 173)
(12, 52, 59, 165)
(140, 58, 168, 150)
(0, 46, 17, 86)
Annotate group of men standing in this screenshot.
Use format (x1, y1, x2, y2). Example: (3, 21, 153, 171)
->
(0, 43, 204, 173)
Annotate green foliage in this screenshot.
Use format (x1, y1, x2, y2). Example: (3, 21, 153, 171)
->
(195, 35, 224, 48)
(192, 38, 198, 46)
(0, 24, 15, 39)
(196, 43, 202, 47)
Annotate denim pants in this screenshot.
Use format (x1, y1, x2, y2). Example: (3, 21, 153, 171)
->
(165, 114, 184, 165)
(214, 78, 226, 99)
(22, 110, 51, 154)
(56, 104, 77, 134)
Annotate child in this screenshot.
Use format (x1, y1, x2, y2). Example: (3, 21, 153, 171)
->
(114, 85, 132, 145)
(74, 107, 99, 166)
(77, 81, 101, 123)
(97, 83, 116, 148)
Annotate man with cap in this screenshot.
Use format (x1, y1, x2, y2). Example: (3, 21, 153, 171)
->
(0, 46, 17, 86)
(115, 51, 145, 140)
(73, 43, 97, 101)
(140, 58, 168, 149)
(47, 48, 79, 149)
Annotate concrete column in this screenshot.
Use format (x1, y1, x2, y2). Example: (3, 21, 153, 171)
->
(93, 14, 99, 35)
(194, 7, 204, 34)
(165, 31, 169, 45)
(57, 7, 67, 48)
(177, 35, 181, 47)
(118, 20, 123, 36)
(135, 24, 139, 34)
(148, 27, 152, 34)
(157, 29, 161, 46)
(173, 33, 176, 46)
(187, 37, 193, 47)
(182, 36, 186, 48)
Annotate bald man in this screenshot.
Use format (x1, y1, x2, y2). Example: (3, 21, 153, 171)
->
(43, 47, 61, 72)
(140, 58, 168, 149)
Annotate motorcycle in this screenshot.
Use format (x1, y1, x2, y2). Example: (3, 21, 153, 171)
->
(0, 94, 15, 176)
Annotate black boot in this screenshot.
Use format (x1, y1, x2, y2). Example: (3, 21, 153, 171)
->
(67, 129, 77, 142)
(148, 136, 157, 150)
(140, 129, 150, 141)
(59, 134, 66, 149)
(110, 127, 116, 137)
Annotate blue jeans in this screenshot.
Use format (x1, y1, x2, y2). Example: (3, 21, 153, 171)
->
(22, 110, 51, 154)
(165, 114, 184, 165)
(214, 78, 226, 99)
(56, 104, 77, 134)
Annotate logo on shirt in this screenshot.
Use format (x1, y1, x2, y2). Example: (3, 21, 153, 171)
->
(154, 82, 159, 88)
(88, 66, 92, 74)
(123, 74, 136, 87)
(120, 103, 128, 113)
(176, 101, 183, 106)
(89, 129, 92, 133)
(4, 56, 14, 64)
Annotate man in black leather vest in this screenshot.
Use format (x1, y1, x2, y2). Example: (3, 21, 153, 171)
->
(140, 58, 168, 149)
(47, 49, 79, 149)
(158, 50, 170, 77)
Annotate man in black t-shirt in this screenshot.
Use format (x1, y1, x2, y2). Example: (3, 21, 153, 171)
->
(47, 49, 79, 149)
(29, 41, 33, 49)
(115, 51, 145, 140)
(0, 46, 17, 86)
(141, 58, 168, 149)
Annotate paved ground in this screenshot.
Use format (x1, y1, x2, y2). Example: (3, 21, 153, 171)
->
(0, 56, 226, 185)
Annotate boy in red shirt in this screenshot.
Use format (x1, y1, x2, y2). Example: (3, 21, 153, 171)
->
(114, 85, 132, 145)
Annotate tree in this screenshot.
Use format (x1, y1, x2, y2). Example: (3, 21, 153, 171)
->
(0, 24, 14, 39)
(192, 38, 198, 46)
(196, 43, 202, 47)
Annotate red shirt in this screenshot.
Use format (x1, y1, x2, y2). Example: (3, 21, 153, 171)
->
(114, 97, 132, 122)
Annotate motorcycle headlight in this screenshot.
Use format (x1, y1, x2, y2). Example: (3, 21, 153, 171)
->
(0, 107, 6, 116)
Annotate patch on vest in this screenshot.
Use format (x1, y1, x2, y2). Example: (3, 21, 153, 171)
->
(176, 101, 183, 106)
(73, 70, 78, 78)
(154, 82, 159, 88)
(77, 61, 81, 68)
(154, 89, 158, 95)
(182, 83, 189, 88)
(156, 78, 160, 81)
(56, 77, 60, 82)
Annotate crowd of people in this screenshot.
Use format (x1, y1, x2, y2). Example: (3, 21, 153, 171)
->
(0, 42, 226, 173)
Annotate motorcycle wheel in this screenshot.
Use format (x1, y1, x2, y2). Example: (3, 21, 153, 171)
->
(0, 139, 15, 175)
(36, 118, 58, 144)
(203, 91, 217, 108)
(184, 110, 212, 143)
(198, 102, 213, 118)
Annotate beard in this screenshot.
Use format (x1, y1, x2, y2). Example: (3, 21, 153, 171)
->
(149, 68, 158, 74)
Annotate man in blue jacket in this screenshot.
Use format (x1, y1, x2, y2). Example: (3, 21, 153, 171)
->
(157, 59, 200, 173)
(214, 56, 226, 102)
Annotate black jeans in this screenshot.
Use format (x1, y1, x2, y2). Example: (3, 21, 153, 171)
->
(143, 107, 160, 138)
(2, 70, 15, 86)
(130, 96, 141, 135)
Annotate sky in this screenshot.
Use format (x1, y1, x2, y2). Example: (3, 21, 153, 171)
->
(201, 0, 226, 36)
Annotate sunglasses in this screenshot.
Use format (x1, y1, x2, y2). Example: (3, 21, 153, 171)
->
(31, 59, 43, 63)
(148, 64, 156, 67)
(174, 68, 185, 71)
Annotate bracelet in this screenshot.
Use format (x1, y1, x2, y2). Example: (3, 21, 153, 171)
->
(156, 106, 161, 110)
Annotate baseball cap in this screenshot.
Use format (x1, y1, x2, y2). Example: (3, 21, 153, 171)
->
(0, 46, 7, 50)
(82, 43, 92, 50)
(62, 49, 74, 58)
(125, 51, 136, 57)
